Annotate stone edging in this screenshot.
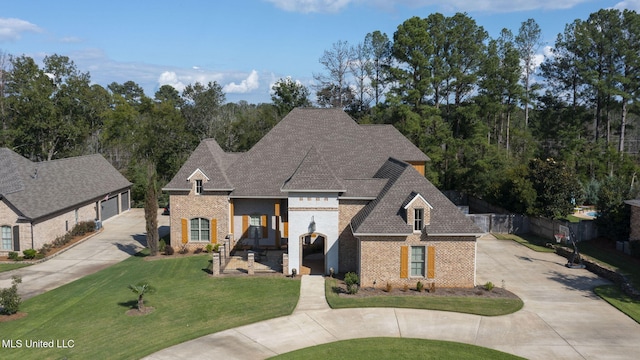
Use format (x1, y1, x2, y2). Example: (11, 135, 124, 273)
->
(555, 246, 640, 299)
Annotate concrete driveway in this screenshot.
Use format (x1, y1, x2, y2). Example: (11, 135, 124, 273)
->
(0, 209, 169, 300)
(145, 235, 640, 360)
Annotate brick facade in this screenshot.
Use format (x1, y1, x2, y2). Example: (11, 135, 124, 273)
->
(338, 200, 367, 272)
(359, 233, 476, 289)
(169, 190, 229, 250)
(1, 198, 109, 255)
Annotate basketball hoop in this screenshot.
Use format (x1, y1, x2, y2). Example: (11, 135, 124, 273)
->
(554, 234, 565, 243)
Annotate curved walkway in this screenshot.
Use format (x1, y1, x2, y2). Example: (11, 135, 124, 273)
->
(145, 235, 640, 360)
(0, 209, 169, 300)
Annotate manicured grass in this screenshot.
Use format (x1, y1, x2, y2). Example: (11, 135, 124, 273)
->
(594, 285, 640, 324)
(0, 262, 32, 273)
(0, 253, 300, 359)
(493, 233, 556, 253)
(270, 337, 525, 360)
(325, 279, 523, 316)
(578, 241, 640, 288)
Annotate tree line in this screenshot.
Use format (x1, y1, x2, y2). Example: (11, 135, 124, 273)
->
(1, 8, 640, 241)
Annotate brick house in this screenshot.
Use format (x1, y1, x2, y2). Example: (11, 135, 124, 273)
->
(163, 108, 482, 288)
(0, 148, 132, 255)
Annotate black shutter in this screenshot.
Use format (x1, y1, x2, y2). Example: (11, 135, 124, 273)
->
(12, 226, 20, 251)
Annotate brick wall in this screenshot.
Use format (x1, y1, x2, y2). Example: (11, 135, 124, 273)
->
(359, 234, 476, 289)
(169, 191, 229, 250)
(338, 200, 367, 272)
(1, 199, 98, 253)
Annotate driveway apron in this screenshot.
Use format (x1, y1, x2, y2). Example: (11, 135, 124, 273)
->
(0, 209, 169, 300)
(145, 234, 640, 360)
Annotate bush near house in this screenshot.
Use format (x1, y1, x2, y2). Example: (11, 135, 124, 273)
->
(0, 276, 22, 315)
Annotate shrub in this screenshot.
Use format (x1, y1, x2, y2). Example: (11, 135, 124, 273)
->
(70, 221, 96, 236)
(484, 281, 494, 291)
(385, 282, 392, 292)
(213, 243, 220, 252)
(403, 284, 409, 292)
(38, 243, 53, 256)
(159, 239, 166, 253)
(179, 245, 189, 254)
(22, 249, 37, 260)
(8, 252, 20, 261)
(165, 245, 174, 255)
(416, 281, 424, 292)
(0, 276, 22, 315)
(344, 272, 359, 294)
(205, 244, 213, 253)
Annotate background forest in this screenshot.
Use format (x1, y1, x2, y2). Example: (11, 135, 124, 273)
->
(1, 8, 639, 241)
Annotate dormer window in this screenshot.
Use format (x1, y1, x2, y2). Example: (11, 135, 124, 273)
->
(414, 208, 424, 232)
(195, 180, 203, 195)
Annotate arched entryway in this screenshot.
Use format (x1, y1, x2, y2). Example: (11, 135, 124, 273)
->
(299, 233, 326, 275)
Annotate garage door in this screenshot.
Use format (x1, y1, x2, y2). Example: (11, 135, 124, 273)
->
(120, 191, 130, 211)
(101, 196, 118, 221)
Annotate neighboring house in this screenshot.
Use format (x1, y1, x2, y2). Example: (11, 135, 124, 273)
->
(0, 148, 132, 255)
(164, 108, 482, 288)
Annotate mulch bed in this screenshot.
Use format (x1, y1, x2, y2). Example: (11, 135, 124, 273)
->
(125, 307, 155, 316)
(0, 230, 100, 263)
(0, 312, 28, 322)
(330, 278, 519, 299)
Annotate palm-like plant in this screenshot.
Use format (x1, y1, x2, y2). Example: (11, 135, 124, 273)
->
(128, 282, 155, 311)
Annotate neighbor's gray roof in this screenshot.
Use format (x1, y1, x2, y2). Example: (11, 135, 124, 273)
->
(351, 158, 481, 236)
(0, 148, 131, 220)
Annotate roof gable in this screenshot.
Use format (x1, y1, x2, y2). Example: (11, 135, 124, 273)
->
(164, 139, 234, 191)
(403, 192, 433, 210)
(281, 146, 345, 192)
(187, 168, 210, 181)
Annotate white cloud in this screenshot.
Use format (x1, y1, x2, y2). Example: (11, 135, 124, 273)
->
(223, 70, 260, 94)
(613, 0, 640, 11)
(0, 17, 42, 42)
(266, 0, 353, 13)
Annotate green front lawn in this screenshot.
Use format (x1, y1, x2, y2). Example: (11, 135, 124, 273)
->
(270, 337, 524, 360)
(0, 263, 32, 273)
(325, 279, 523, 316)
(595, 285, 640, 323)
(0, 253, 300, 359)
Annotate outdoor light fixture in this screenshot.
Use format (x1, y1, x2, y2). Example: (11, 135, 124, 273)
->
(308, 216, 316, 234)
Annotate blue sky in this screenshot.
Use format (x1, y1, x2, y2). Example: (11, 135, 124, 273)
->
(2, 0, 639, 104)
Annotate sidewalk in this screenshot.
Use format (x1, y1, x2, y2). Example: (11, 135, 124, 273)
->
(145, 235, 640, 360)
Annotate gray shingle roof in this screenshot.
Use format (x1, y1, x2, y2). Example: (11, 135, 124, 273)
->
(361, 125, 430, 163)
(281, 146, 345, 192)
(351, 158, 481, 236)
(0, 148, 131, 220)
(164, 139, 235, 191)
(165, 108, 480, 237)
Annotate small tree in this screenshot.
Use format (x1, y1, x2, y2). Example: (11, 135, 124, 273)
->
(0, 276, 22, 315)
(344, 272, 359, 294)
(128, 282, 155, 311)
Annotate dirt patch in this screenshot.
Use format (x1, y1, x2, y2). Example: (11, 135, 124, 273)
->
(126, 307, 155, 316)
(329, 278, 519, 299)
(0, 312, 28, 322)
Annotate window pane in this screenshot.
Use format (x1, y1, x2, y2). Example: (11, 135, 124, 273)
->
(414, 208, 423, 231)
(411, 246, 425, 276)
(1, 226, 12, 250)
(250, 215, 261, 227)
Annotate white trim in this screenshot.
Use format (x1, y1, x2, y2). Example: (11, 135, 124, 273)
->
(281, 188, 346, 193)
(403, 193, 433, 210)
(187, 168, 210, 181)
